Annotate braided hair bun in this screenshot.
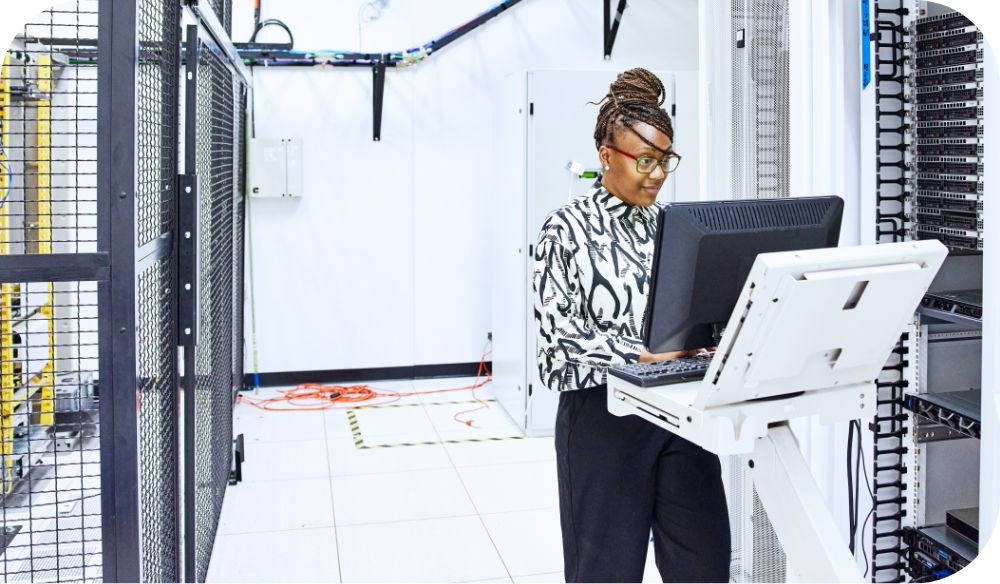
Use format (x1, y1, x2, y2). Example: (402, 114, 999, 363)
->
(593, 68, 674, 150)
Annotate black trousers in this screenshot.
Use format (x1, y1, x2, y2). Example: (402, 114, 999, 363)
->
(555, 386, 731, 583)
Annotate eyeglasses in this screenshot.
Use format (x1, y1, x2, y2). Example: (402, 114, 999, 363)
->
(606, 145, 682, 174)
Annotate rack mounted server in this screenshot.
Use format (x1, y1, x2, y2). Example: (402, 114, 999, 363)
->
(910, 12, 985, 252)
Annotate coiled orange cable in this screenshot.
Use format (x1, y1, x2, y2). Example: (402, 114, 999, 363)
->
(236, 342, 494, 427)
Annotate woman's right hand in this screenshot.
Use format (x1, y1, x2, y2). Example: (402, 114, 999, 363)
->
(638, 348, 695, 362)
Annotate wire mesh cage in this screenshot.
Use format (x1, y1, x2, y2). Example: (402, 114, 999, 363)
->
(4, 0, 245, 581)
(134, 0, 182, 578)
(136, 257, 179, 582)
(189, 41, 242, 583)
(205, 0, 234, 37)
(0, 282, 101, 582)
(2, 3, 102, 582)
(3, 0, 189, 581)
(1, 3, 99, 256)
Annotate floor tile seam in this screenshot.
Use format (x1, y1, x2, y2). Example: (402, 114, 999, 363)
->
(432, 413, 516, 584)
(239, 475, 333, 484)
(478, 506, 560, 519)
(216, 524, 338, 537)
(327, 463, 456, 479)
(445, 458, 556, 470)
(509, 571, 565, 579)
(234, 437, 331, 445)
(322, 403, 345, 584)
(454, 460, 559, 475)
(334, 511, 483, 529)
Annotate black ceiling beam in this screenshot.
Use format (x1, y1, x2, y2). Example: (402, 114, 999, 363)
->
(604, 0, 628, 60)
(431, 0, 524, 53)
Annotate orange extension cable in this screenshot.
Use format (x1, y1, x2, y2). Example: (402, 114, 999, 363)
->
(236, 342, 494, 427)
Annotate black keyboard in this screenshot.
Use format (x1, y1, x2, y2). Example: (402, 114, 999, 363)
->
(608, 353, 714, 388)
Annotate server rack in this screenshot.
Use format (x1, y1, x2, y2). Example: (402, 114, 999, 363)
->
(725, 0, 790, 581)
(0, 0, 247, 581)
(869, 2, 987, 582)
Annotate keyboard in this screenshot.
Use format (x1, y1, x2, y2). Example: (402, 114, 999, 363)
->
(608, 353, 714, 388)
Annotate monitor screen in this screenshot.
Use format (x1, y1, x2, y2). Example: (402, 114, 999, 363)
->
(642, 196, 844, 353)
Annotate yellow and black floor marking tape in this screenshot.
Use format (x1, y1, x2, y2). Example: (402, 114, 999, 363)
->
(345, 408, 526, 450)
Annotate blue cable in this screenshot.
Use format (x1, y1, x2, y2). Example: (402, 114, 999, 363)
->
(0, 157, 11, 210)
(0, 118, 10, 209)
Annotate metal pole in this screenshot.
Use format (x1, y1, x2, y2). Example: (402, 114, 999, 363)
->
(98, 0, 141, 580)
(181, 24, 200, 582)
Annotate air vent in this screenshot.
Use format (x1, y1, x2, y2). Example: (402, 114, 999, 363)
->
(688, 199, 833, 232)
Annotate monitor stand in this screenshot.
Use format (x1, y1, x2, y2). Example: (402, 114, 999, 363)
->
(609, 379, 872, 581)
(608, 240, 947, 582)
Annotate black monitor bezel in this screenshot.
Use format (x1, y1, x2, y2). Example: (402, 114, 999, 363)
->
(641, 196, 844, 353)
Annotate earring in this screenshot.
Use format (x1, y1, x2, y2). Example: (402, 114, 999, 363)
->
(604, 165, 610, 171)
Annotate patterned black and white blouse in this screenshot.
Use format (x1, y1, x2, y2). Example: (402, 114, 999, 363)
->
(533, 186, 662, 392)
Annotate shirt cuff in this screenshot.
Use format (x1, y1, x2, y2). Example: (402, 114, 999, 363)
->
(610, 335, 644, 364)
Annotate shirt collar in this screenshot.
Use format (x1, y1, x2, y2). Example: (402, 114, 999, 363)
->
(593, 187, 657, 224)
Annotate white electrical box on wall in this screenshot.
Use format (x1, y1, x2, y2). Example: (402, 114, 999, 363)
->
(249, 137, 303, 197)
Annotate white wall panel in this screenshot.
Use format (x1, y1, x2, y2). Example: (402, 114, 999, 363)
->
(247, 67, 416, 371)
(233, 0, 698, 374)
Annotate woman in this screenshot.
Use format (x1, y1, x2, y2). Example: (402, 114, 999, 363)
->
(532, 68, 731, 583)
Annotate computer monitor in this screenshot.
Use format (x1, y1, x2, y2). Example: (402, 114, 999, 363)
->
(642, 196, 844, 353)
